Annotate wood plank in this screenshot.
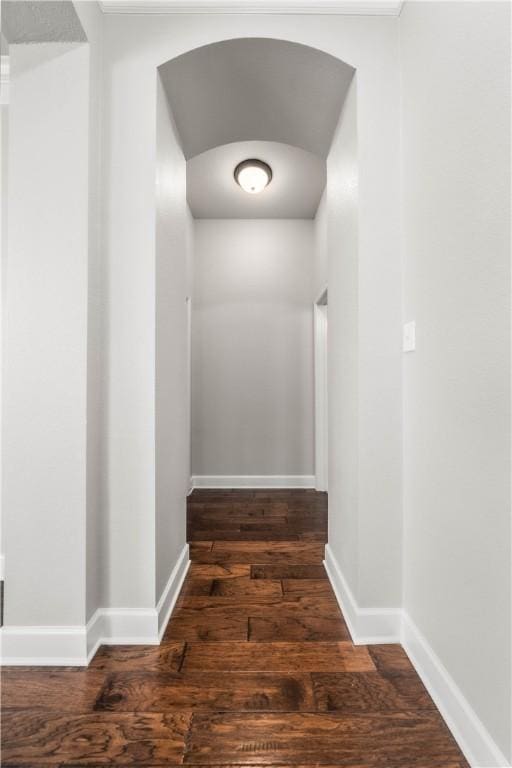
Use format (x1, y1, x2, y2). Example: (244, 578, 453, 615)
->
(89, 642, 185, 673)
(239, 520, 323, 532)
(1, 670, 106, 712)
(2, 711, 190, 765)
(282, 579, 335, 597)
(189, 541, 214, 558)
(178, 579, 215, 597)
(251, 564, 327, 579)
(94, 671, 314, 712)
(164, 611, 248, 641)
(368, 644, 415, 673)
(312, 671, 436, 713)
(1, 764, 467, 768)
(249, 615, 350, 642)
(210, 577, 283, 598)
(188, 563, 251, 579)
(291, 532, 327, 542)
(188, 514, 287, 525)
(193, 541, 325, 564)
(182, 642, 375, 672)
(383, 670, 437, 709)
(189, 530, 304, 542)
(252, 490, 317, 500)
(175, 597, 341, 617)
(189, 509, 287, 520)
(184, 711, 465, 765)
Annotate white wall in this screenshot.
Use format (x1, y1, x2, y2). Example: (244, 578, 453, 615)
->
(74, 1, 106, 624)
(323, 78, 360, 597)
(400, 2, 511, 761)
(3, 43, 89, 625)
(313, 189, 327, 299)
(321, 73, 403, 610)
(0, 46, 8, 581)
(2, 13, 195, 649)
(102, 12, 402, 608)
(102, 45, 157, 611)
(155, 73, 192, 602)
(192, 219, 314, 479)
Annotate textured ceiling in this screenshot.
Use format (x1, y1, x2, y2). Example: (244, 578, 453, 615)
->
(1, 2, 86, 44)
(187, 141, 326, 219)
(159, 38, 354, 160)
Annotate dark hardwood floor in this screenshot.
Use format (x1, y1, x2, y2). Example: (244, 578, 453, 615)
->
(2, 489, 469, 767)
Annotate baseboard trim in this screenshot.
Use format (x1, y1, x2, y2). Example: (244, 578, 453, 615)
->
(86, 607, 160, 663)
(2, 547, 190, 667)
(324, 544, 401, 644)
(401, 612, 510, 768)
(324, 544, 510, 767)
(191, 475, 316, 489)
(156, 543, 190, 639)
(1, 624, 90, 666)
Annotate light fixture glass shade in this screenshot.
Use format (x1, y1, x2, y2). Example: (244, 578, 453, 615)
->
(234, 159, 272, 194)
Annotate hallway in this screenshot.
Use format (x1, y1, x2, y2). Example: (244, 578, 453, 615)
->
(3, 489, 468, 766)
(1, 3, 511, 765)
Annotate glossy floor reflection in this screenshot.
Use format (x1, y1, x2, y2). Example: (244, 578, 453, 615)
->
(2, 489, 469, 767)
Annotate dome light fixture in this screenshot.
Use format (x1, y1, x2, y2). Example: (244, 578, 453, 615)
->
(234, 158, 272, 194)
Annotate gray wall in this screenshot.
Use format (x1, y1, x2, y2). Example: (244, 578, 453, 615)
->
(313, 189, 327, 299)
(323, 78, 360, 595)
(401, 1, 511, 758)
(192, 219, 315, 479)
(75, 0, 105, 624)
(101, 11, 401, 606)
(321, 73, 403, 610)
(4, 43, 89, 625)
(155, 73, 193, 602)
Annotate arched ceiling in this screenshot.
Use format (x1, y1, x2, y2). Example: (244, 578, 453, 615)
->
(158, 37, 354, 160)
(187, 141, 326, 219)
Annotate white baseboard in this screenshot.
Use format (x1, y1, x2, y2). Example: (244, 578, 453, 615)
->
(401, 612, 510, 768)
(1, 624, 90, 666)
(156, 543, 190, 639)
(1, 609, 161, 667)
(1, 545, 190, 667)
(85, 607, 160, 663)
(324, 544, 510, 768)
(324, 544, 401, 644)
(191, 474, 316, 489)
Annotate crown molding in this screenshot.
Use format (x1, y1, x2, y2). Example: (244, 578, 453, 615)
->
(99, 0, 403, 15)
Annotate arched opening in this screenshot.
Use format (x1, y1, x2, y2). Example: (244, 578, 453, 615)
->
(153, 35, 357, 635)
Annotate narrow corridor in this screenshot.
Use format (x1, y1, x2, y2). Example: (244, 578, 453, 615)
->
(2, 489, 468, 766)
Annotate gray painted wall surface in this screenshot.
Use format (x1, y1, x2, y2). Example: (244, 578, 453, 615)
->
(321, 71, 403, 611)
(101, 11, 402, 611)
(401, 1, 511, 758)
(322, 79, 360, 598)
(155, 74, 193, 602)
(192, 219, 315, 478)
(4, 43, 89, 625)
(74, 0, 106, 624)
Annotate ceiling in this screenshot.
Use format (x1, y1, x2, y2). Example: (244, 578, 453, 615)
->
(1, 1, 86, 43)
(159, 38, 354, 160)
(187, 141, 326, 219)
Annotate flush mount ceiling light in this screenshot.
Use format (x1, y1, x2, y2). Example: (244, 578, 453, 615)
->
(234, 158, 273, 194)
